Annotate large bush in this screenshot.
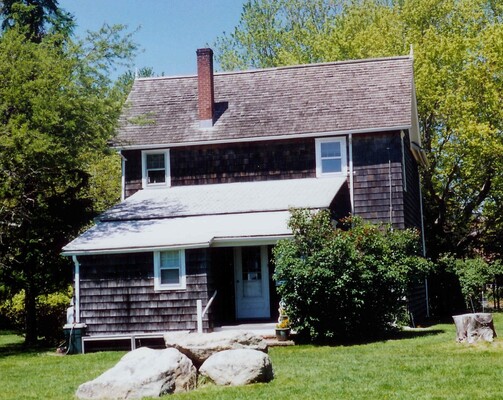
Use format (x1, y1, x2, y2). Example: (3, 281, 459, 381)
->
(273, 209, 431, 343)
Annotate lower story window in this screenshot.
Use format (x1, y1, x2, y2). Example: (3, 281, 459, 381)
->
(154, 249, 186, 290)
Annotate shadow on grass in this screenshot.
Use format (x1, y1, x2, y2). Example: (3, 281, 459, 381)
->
(386, 328, 445, 341)
(291, 327, 446, 347)
(0, 331, 54, 358)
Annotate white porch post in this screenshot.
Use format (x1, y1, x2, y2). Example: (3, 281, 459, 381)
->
(196, 300, 203, 333)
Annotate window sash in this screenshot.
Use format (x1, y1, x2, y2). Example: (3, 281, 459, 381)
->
(146, 153, 165, 169)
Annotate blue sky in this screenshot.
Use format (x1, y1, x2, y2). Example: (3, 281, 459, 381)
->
(58, 0, 246, 77)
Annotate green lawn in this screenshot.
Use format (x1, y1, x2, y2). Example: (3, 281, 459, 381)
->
(1, 315, 503, 400)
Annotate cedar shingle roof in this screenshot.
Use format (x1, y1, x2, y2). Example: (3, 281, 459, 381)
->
(115, 56, 414, 148)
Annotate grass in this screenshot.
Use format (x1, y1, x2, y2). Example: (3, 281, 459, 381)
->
(1, 315, 503, 400)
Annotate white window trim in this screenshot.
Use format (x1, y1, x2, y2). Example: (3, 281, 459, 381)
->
(315, 137, 348, 177)
(142, 149, 171, 188)
(154, 249, 186, 291)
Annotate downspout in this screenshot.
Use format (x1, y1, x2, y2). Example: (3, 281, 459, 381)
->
(72, 255, 81, 323)
(120, 151, 127, 202)
(388, 146, 393, 225)
(418, 173, 430, 317)
(348, 133, 354, 215)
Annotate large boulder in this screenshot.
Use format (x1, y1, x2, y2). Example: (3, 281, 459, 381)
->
(199, 349, 274, 386)
(452, 313, 497, 343)
(76, 347, 197, 399)
(164, 330, 268, 367)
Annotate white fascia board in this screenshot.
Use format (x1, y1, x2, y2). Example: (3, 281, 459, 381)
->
(113, 125, 412, 150)
(61, 242, 210, 257)
(62, 235, 294, 256)
(210, 234, 292, 247)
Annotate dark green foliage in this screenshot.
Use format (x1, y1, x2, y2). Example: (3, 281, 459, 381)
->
(273, 209, 431, 343)
(0, 288, 71, 344)
(0, 0, 74, 41)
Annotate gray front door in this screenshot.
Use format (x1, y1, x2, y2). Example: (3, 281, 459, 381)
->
(234, 246, 270, 319)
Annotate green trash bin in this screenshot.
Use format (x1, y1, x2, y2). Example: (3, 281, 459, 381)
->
(63, 323, 86, 354)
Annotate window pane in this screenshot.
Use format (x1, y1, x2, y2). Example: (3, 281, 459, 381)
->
(148, 169, 165, 184)
(242, 247, 261, 281)
(161, 268, 180, 285)
(160, 251, 179, 267)
(322, 158, 342, 173)
(147, 153, 165, 169)
(321, 142, 341, 158)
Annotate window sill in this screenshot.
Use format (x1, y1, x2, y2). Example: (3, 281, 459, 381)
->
(154, 284, 187, 291)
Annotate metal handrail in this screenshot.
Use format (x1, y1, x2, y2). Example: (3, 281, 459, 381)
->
(196, 290, 217, 333)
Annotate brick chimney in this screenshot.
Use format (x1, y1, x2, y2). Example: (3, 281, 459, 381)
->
(197, 48, 214, 128)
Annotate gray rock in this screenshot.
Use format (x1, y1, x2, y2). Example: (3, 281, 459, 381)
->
(164, 330, 268, 367)
(76, 347, 197, 399)
(199, 349, 274, 386)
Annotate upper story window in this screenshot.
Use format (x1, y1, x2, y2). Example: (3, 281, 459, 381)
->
(315, 137, 347, 177)
(154, 249, 186, 290)
(142, 149, 170, 188)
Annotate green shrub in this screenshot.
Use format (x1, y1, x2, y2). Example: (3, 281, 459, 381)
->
(0, 287, 72, 344)
(273, 209, 431, 343)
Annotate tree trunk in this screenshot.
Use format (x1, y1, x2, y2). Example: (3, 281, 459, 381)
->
(452, 313, 497, 343)
(24, 283, 38, 346)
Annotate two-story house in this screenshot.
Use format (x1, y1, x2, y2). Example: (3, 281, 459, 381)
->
(62, 48, 427, 344)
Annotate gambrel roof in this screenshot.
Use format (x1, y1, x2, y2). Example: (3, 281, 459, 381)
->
(115, 56, 420, 150)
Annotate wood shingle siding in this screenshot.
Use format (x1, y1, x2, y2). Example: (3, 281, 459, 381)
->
(123, 139, 315, 197)
(407, 280, 428, 322)
(79, 249, 212, 335)
(122, 149, 142, 199)
(402, 134, 422, 229)
(352, 131, 406, 229)
(171, 139, 315, 187)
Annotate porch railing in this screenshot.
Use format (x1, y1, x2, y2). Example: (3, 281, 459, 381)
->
(196, 290, 217, 333)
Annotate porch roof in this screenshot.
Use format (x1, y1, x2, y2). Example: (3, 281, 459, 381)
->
(62, 211, 293, 255)
(62, 177, 346, 256)
(100, 177, 346, 221)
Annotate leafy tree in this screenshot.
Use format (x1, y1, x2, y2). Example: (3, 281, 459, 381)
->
(441, 255, 503, 311)
(273, 209, 431, 343)
(0, 19, 137, 344)
(215, 0, 503, 261)
(215, 0, 338, 70)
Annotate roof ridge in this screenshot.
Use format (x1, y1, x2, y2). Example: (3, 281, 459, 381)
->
(215, 55, 411, 77)
(134, 55, 412, 82)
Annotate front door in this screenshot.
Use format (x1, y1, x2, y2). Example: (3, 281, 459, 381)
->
(234, 246, 270, 319)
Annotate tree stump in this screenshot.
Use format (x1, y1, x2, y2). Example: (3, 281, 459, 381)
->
(452, 313, 497, 343)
